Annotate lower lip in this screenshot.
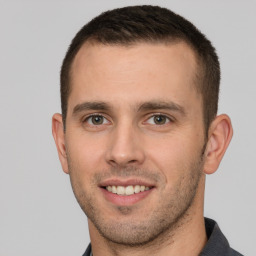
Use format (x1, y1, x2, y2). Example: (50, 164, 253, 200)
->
(101, 187, 154, 206)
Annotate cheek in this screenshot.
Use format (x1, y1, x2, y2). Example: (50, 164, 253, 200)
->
(145, 133, 203, 181)
(66, 132, 107, 176)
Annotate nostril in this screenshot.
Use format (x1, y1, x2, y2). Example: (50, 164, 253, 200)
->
(105, 141, 146, 166)
(108, 158, 138, 166)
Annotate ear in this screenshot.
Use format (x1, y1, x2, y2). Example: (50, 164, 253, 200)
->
(203, 114, 233, 175)
(52, 113, 69, 174)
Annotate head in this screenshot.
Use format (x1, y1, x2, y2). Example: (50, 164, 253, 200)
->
(60, 5, 220, 134)
(52, 5, 232, 248)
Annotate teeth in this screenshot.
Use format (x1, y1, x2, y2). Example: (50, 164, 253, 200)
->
(117, 186, 125, 195)
(134, 185, 140, 193)
(112, 186, 117, 193)
(125, 185, 134, 195)
(106, 185, 151, 196)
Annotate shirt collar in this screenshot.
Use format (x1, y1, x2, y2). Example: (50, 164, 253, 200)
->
(200, 218, 242, 255)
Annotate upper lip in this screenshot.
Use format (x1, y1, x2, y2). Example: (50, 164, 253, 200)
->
(99, 178, 155, 188)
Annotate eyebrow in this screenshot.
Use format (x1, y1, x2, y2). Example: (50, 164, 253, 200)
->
(72, 101, 111, 116)
(137, 101, 186, 115)
(72, 100, 186, 116)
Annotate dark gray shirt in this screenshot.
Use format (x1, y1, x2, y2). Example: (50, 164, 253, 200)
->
(83, 218, 243, 256)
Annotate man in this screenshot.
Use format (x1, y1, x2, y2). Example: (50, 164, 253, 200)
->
(52, 5, 243, 256)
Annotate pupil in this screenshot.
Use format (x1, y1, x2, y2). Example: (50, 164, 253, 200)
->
(154, 115, 166, 125)
(92, 116, 103, 125)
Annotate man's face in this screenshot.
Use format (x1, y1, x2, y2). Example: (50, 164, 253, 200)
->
(63, 42, 206, 245)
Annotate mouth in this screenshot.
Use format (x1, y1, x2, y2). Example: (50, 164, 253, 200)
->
(99, 179, 155, 206)
(104, 185, 152, 196)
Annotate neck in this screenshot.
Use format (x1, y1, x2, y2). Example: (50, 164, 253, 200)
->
(89, 177, 207, 256)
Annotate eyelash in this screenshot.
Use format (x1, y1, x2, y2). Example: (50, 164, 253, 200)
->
(82, 113, 173, 126)
(145, 114, 173, 126)
(83, 114, 110, 125)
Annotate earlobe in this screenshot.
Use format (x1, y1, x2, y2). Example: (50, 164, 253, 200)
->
(203, 114, 233, 175)
(52, 113, 69, 174)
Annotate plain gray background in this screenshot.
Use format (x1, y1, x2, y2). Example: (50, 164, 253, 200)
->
(0, 1, 255, 255)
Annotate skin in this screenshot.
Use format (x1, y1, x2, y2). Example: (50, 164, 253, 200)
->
(52, 42, 233, 256)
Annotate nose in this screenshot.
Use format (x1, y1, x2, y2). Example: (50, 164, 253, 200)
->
(105, 122, 145, 168)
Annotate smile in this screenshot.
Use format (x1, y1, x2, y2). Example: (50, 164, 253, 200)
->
(100, 179, 155, 205)
(105, 185, 151, 196)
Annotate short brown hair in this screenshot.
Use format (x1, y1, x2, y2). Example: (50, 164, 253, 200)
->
(60, 5, 220, 132)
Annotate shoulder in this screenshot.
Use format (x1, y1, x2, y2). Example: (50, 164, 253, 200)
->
(200, 218, 244, 256)
(82, 244, 91, 256)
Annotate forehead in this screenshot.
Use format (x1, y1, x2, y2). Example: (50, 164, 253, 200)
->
(69, 42, 201, 111)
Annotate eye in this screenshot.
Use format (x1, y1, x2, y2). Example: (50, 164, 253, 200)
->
(85, 115, 109, 125)
(146, 115, 171, 125)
